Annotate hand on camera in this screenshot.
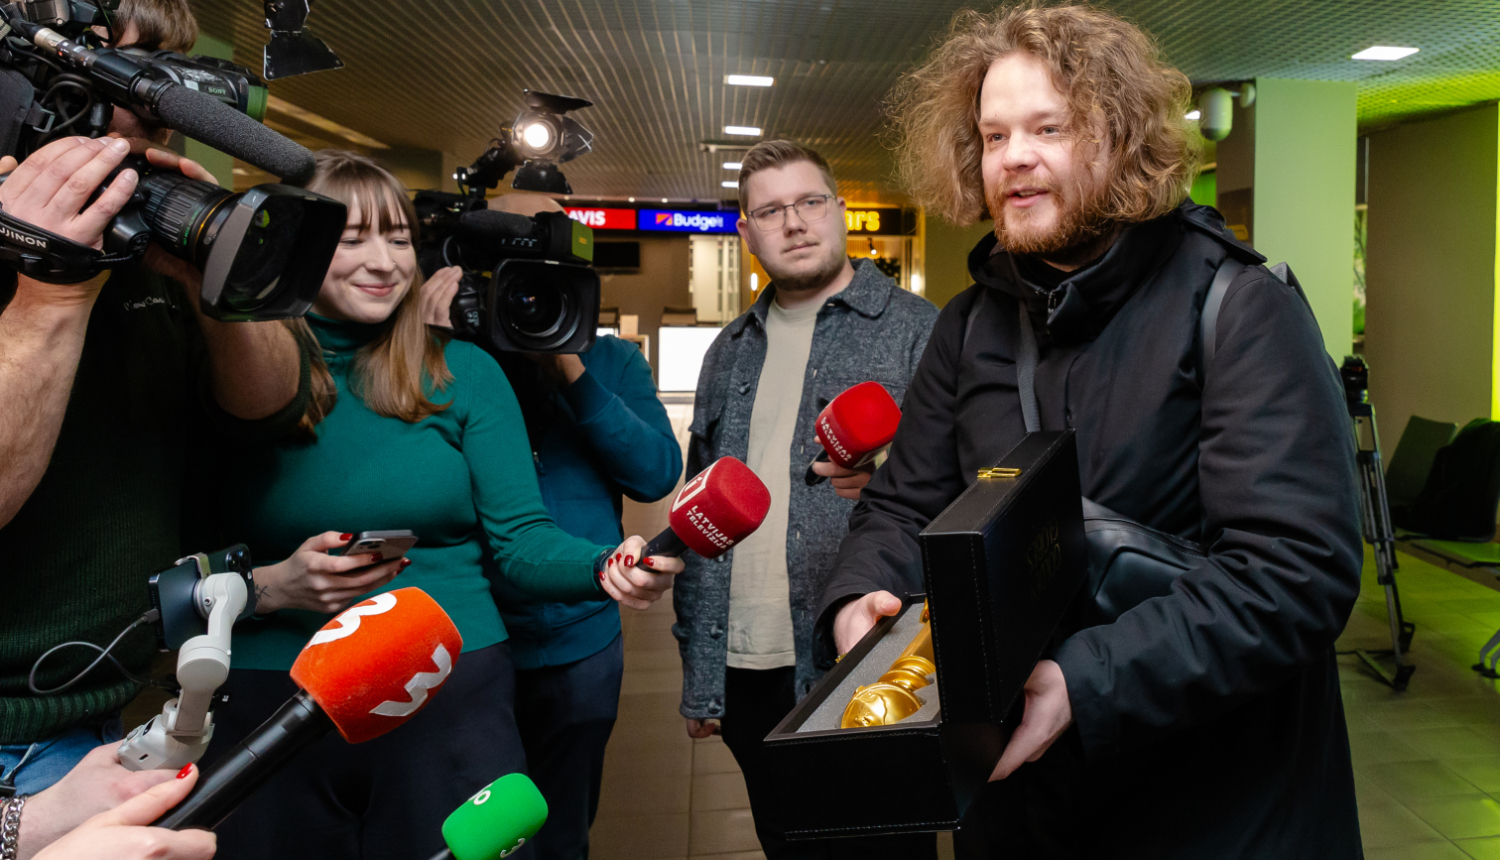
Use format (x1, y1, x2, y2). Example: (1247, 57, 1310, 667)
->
(32, 764, 215, 860)
(832, 590, 903, 655)
(419, 266, 463, 329)
(597, 535, 683, 610)
(988, 659, 1072, 781)
(17, 744, 180, 858)
(810, 459, 874, 500)
(252, 531, 408, 615)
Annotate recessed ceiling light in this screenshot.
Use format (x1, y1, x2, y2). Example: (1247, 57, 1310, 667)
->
(628, 197, 635, 202)
(723, 161, 742, 170)
(724, 125, 762, 136)
(1185, 109, 1201, 121)
(662, 198, 669, 203)
(1352, 46, 1419, 61)
(727, 75, 774, 87)
(721, 180, 738, 188)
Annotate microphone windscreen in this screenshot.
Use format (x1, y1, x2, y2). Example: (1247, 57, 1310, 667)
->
(441, 773, 548, 860)
(666, 457, 771, 558)
(153, 86, 316, 185)
(456, 209, 535, 241)
(816, 381, 901, 468)
(290, 587, 463, 744)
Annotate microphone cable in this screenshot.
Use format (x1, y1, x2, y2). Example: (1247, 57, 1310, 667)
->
(27, 608, 173, 695)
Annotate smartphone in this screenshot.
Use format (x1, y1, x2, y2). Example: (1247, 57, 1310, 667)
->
(148, 544, 254, 651)
(330, 530, 419, 570)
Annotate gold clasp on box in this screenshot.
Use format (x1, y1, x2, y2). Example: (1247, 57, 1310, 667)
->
(977, 467, 1021, 479)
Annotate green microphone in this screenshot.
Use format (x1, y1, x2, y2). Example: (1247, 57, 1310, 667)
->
(428, 773, 548, 860)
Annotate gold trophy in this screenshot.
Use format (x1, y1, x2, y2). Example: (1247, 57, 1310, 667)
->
(841, 604, 935, 728)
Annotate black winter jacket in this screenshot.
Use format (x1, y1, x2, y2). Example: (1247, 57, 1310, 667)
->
(817, 203, 1363, 858)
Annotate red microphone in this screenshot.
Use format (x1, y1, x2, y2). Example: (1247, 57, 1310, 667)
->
(155, 587, 462, 829)
(642, 457, 771, 559)
(805, 381, 902, 485)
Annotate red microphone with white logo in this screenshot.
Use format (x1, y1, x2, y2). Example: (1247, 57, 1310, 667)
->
(642, 457, 771, 559)
(155, 587, 462, 830)
(805, 381, 902, 485)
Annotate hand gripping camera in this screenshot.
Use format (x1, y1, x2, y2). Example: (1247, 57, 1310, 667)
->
(415, 89, 600, 354)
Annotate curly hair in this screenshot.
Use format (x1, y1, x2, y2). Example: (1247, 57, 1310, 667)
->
(889, 4, 1197, 227)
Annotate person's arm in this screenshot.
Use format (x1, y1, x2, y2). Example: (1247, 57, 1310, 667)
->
(15, 744, 178, 859)
(1049, 268, 1362, 762)
(555, 340, 682, 502)
(817, 292, 977, 654)
(28, 763, 214, 860)
(459, 346, 677, 605)
(0, 138, 138, 528)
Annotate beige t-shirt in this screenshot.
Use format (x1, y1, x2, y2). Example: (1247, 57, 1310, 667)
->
(727, 298, 820, 670)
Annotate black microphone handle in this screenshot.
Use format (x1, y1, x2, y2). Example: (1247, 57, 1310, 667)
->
(424, 850, 453, 860)
(804, 450, 831, 486)
(641, 526, 688, 559)
(154, 689, 334, 830)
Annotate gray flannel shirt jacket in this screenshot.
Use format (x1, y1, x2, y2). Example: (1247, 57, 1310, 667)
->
(673, 258, 939, 720)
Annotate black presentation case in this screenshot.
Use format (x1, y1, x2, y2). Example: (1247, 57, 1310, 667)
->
(762, 431, 1088, 839)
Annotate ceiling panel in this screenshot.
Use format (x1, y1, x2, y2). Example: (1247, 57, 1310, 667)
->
(189, 0, 1500, 204)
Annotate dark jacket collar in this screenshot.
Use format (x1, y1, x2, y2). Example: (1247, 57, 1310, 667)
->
(735, 258, 894, 334)
(967, 201, 1198, 342)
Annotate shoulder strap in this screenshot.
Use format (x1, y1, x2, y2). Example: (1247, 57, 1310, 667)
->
(1016, 309, 1041, 433)
(1199, 258, 1245, 372)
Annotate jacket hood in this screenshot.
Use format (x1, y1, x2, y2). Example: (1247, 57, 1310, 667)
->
(966, 200, 1251, 342)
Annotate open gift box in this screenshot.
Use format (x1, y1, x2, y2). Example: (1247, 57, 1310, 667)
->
(762, 431, 1088, 839)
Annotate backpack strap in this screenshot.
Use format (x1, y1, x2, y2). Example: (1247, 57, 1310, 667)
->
(1199, 258, 1245, 372)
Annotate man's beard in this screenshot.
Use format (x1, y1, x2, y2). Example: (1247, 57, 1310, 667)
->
(765, 243, 847, 294)
(987, 174, 1114, 265)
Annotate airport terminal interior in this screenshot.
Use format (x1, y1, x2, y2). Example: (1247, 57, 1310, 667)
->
(83, 0, 1500, 857)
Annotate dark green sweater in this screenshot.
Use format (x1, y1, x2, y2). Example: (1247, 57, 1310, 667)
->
(224, 315, 608, 671)
(0, 269, 309, 743)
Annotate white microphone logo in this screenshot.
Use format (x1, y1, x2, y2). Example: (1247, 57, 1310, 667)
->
(672, 459, 718, 512)
(371, 643, 453, 717)
(305, 592, 398, 648)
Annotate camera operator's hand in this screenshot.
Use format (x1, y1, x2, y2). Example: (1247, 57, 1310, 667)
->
(420, 266, 463, 329)
(31, 764, 215, 860)
(598, 535, 683, 610)
(15, 744, 179, 860)
(252, 531, 408, 615)
(0, 136, 137, 253)
(527, 353, 586, 387)
(101, 135, 220, 301)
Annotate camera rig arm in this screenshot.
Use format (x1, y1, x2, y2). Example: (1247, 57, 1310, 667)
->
(117, 562, 252, 772)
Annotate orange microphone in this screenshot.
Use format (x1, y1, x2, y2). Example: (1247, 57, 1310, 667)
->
(155, 587, 462, 830)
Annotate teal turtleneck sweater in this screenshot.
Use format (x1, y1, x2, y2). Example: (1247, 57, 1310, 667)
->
(225, 314, 609, 671)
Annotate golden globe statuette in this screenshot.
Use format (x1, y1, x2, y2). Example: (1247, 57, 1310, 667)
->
(841, 604, 936, 728)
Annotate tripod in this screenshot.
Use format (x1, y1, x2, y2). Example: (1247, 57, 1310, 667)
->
(1342, 356, 1416, 691)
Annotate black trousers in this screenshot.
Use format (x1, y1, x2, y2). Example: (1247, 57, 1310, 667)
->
(202, 642, 532, 860)
(721, 666, 939, 860)
(513, 634, 623, 860)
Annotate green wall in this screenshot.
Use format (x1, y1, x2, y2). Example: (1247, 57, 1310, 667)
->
(1363, 104, 1500, 452)
(182, 33, 235, 189)
(1252, 78, 1358, 359)
(922, 215, 995, 308)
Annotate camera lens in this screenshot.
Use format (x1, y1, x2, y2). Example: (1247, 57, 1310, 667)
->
(500, 270, 576, 349)
(218, 196, 305, 311)
(138, 168, 236, 261)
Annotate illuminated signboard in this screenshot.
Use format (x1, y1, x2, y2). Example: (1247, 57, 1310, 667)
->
(638, 209, 738, 234)
(845, 208, 903, 234)
(565, 207, 637, 231)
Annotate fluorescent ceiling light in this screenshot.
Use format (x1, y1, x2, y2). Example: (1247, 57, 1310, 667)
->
(266, 95, 390, 149)
(721, 180, 738, 188)
(1352, 46, 1419, 61)
(723, 161, 742, 170)
(1185, 109, 1201, 121)
(724, 125, 762, 136)
(726, 74, 774, 87)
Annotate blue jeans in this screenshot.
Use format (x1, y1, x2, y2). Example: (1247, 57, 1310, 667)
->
(0, 716, 124, 795)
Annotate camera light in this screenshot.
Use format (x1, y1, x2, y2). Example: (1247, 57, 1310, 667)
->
(725, 125, 761, 137)
(521, 122, 554, 152)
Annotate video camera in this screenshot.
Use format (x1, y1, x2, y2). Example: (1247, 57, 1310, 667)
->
(415, 89, 600, 354)
(0, 0, 345, 320)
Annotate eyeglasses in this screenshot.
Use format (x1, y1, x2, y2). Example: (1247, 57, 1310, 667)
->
(748, 194, 833, 231)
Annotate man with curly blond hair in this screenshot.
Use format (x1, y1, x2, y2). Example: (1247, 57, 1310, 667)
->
(816, 5, 1362, 857)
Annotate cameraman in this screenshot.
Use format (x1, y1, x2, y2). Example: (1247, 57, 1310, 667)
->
(0, 0, 308, 794)
(424, 193, 683, 860)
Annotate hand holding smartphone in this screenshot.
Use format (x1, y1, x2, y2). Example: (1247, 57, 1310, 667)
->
(330, 530, 418, 572)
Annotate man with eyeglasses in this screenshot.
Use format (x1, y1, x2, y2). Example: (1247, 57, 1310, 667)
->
(672, 140, 938, 859)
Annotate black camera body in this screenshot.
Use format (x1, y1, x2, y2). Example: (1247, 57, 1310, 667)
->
(415, 190, 600, 355)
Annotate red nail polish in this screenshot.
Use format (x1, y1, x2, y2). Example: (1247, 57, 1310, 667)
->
(177, 764, 192, 779)
(639, 558, 657, 570)
(339, 533, 353, 541)
(614, 552, 622, 563)
(400, 558, 412, 568)
(625, 555, 634, 567)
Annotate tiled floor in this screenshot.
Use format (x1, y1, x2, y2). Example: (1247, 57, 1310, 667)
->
(591, 400, 1500, 858)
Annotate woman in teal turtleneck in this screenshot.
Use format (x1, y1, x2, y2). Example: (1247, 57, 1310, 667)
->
(203, 151, 680, 860)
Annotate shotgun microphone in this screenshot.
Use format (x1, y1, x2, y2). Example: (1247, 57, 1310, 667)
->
(155, 587, 463, 830)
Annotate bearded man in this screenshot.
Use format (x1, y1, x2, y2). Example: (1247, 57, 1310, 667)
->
(674, 139, 938, 859)
(817, 6, 1362, 858)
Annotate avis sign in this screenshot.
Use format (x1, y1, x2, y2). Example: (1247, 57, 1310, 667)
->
(565, 207, 636, 231)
